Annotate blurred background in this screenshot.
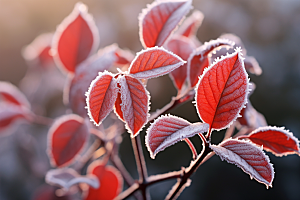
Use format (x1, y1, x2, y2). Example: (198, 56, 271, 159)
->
(1, 0, 300, 199)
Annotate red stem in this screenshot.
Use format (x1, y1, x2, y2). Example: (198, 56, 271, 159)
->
(184, 138, 197, 160)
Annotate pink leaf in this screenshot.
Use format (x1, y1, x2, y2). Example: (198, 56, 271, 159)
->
(139, 0, 192, 48)
(146, 114, 209, 158)
(187, 38, 235, 87)
(66, 47, 116, 117)
(237, 100, 267, 130)
(22, 33, 55, 69)
(46, 168, 99, 190)
(195, 48, 249, 131)
(176, 10, 204, 38)
(52, 3, 99, 73)
(86, 71, 118, 125)
(128, 47, 185, 79)
(211, 138, 274, 188)
(244, 56, 262, 75)
(84, 160, 123, 200)
(211, 34, 262, 76)
(114, 47, 134, 66)
(165, 35, 196, 90)
(47, 114, 89, 167)
(0, 103, 31, 134)
(118, 75, 150, 137)
(240, 126, 300, 157)
(0, 81, 30, 108)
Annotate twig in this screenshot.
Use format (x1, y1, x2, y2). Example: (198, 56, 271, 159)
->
(30, 113, 54, 126)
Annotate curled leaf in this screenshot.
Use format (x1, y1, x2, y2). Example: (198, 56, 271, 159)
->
(176, 10, 204, 38)
(84, 160, 123, 200)
(187, 38, 235, 87)
(240, 126, 300, 157)
(139, 0, 192, 48)
(146, 114, 209, 158)
(52, 2, 99, 73)
(86, 71, 118, 126)
(195, 48, 249, 131)
(165, 35, 196, 91)
(47, 114, 89, 167)
(211, 138, 274, 188)
(128, 46, 185, 79)
(117, 75, 150, 137)
(46, 168, 99, 190)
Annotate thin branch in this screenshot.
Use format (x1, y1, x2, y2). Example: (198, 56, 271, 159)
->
(131, 134, 148, 182)
(183, 138, 197, 160)
(149, 90, 194, 122)
(74, 138, 101, 171)
(115, 183, 140, 200)
(146, 171, 182, 186)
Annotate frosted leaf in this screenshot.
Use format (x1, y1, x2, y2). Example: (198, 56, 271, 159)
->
(211, 138, 274, 188)
(52, 2, 99, 73)
(139, 0, 192, 48)
(47, 114, 89, 167)
(128, 46, 185, 79)
(241, 126, 300, 157)
(146, 114, 209, 158)
(85, 160, 123, 200)
(86, 71, 118, 126)
(46, 168, 99, 190)
(195, 48, 249, 131)
(118, 75, 150, 137)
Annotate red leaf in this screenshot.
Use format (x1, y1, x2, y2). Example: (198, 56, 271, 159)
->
(46, 168, 99, 190)
(0, 103, 31, 134)
(53, 3, 99, 73)
(176, 10, 204, 38)
(47, 114, 89, 167)
(211, 138, 274, 188)
(128, 47, 185, 79)
(67, 47, 116, 117)
(195, 48, 249, 131)
(187, 38, 235, 87)
(86, 71, 118, 125)
(240, 126, 300, 157)
(139, 0, 192, 48)
(0, 81, 30, 108)
(165, 35, 196, 90)
(146, 114, 209, 158)
(84, 160, 123, 200)
(118, 75, 149, 137)
(22, 33, 55, 69)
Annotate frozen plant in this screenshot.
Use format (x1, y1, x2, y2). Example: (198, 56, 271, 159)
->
(1, 0, 299, 200)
